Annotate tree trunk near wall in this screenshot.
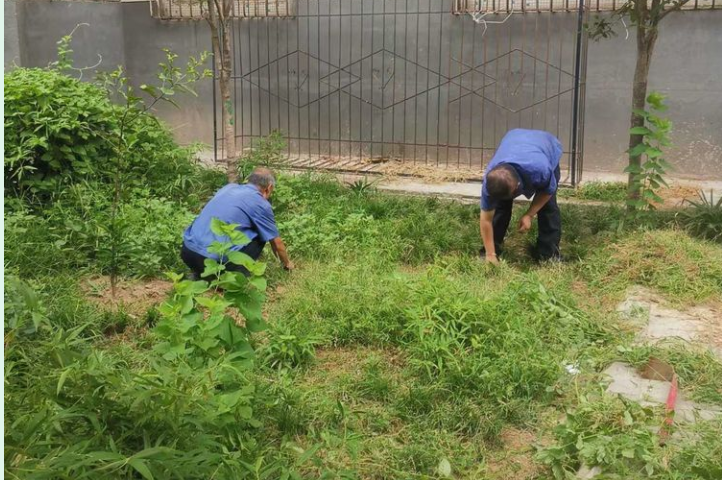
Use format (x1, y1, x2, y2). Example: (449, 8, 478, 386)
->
(627, 23, 658, 202)
(207, 0, 237, 183)
(219, 21, 237, 183)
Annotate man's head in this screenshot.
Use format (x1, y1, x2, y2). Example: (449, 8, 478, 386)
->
(247, 167, 276, 199)
(486, 164, 521, 200)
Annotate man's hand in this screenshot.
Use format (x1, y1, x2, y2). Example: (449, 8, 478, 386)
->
(485, 254, 500, 265)
(283, 261, 295, 271)
(518, 214, 533, 233)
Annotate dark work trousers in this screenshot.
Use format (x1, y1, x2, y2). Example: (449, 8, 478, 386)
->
(492, 167, 562, 260)
(181, 237, 266, 278)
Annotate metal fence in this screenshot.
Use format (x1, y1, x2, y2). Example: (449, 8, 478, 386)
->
(151, 0, 720, 20)
(213, 0, 589, 183)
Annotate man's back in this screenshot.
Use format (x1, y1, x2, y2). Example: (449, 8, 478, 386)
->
(183, 183, 279, 259)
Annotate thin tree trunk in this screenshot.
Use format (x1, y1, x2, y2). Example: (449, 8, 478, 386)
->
(220, 18, 237, 182)
(207, 0, 237, 183)
(627, 25, 658, 202)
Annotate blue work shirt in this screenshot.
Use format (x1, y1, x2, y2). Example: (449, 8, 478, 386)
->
(183, 183, 280, 259)
(481, 129, 563, 211)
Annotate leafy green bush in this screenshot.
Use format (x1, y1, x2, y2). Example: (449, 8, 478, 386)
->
(5, 188, 195, 278)
(4, 67, 211, 203)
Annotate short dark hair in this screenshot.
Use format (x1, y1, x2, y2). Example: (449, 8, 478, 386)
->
(486, 164, 519, 200)
(247, 167, 276, 189)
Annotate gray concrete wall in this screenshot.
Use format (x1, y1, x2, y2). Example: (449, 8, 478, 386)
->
(16, 0, 126, 72)
(4, 0, 22, 69)
(586, 11, 722, 178)
(6, 0, 722, 179)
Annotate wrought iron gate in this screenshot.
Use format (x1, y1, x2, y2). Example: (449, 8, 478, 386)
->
(215, 0, 588, 184)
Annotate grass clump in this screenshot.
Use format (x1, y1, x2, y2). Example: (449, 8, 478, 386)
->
(583, 229, 722, 304)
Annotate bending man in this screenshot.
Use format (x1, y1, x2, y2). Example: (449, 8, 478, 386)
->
(181, 167, 294, 277)
(480, 129, 563, 264)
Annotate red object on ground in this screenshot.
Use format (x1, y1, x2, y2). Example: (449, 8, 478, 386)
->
(659, 373, 678, 443)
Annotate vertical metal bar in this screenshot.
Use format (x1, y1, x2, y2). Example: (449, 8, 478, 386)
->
(481, 6, 488, 170)
(404, 0, 410, 163)
(275, 16, 281, 134)
(436, 1, 444, 166)
(391, 0, 397, 159)
(349, 0, 354, 161)
(505, 7, 511, 136)
(306, 2, 311, 159)
(338, 0, 343, 160)
(317, 0, 322, 158)
(468, 6, 478, 169)
(419, 0, 428, 165)
(359, 0, 365, 162)
(381, 0, 387, 159)
(412, 0, 419, 164)
(543, 11, 550, 132)
(266, 16, 272, 137)
(570, 0, 585, 186)
(296, 0, 302, 160)
(285, 12, 292, 158)
(555, 8, 563, 140)
(212, 34, 218, 163)
(247, 19, 254, 155)
(531, 11, 539, 130)
(455, 11, 465, 167)
(370, 0, 376, 160)
(234, 17, 241, 161)
(493, 3, 501, 149)
(255, 19, 264, 147)
(578, 2, 589, 183)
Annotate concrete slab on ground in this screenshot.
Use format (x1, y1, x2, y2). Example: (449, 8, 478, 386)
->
(604, 362, 721, 424)
(617, 286, 722, 360)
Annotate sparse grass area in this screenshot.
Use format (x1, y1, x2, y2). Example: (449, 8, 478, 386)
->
(557, 181, 628, 202)
(6, 171, 722, 479)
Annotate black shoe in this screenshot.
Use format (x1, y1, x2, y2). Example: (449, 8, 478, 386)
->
(530, 245, 563, 263)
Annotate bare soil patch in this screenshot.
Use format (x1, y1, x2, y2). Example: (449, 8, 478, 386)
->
(82, 276, 173, 316)
(486, 427, 541, 480)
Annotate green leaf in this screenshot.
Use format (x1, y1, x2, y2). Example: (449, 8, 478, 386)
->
(437, 459, 452, 478)
(629, 126, 652, 135)
(201, 258, 224, 278)
(57, 368, 72, 395)
(623, 410, 634, 426)
(210, 218, 228, 236)
(628, 144, 647, 157)
(129, 459, 154, 480)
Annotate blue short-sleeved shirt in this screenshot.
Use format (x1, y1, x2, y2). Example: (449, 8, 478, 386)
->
(183, 183, 280, 259)
(481, 129, 563, 211)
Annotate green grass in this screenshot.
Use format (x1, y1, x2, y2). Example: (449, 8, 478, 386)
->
(557, 181, 627, 202)
(6, 170, 722, 479)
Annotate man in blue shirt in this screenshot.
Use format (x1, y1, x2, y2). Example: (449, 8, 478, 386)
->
(480, 129, 563, 263)
(181, 167, 294, 277)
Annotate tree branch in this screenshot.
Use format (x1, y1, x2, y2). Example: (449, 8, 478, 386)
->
(658, 0, 692, 21)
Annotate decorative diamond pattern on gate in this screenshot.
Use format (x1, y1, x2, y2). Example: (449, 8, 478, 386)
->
(336, 49, 446, 110)
(242, 50, 356, 108)
(473, 48, 575, 113)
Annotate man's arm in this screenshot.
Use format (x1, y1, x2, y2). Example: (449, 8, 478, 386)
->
(269, 237, 294, 270)
(518, 192, 553, 233)
(479, 210, 499, 264)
